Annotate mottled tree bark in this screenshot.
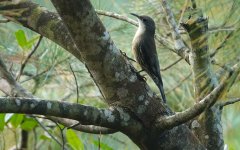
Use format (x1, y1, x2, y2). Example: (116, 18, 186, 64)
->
(181, 9, 223, 149)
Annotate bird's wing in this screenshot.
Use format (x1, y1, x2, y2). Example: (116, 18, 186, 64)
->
(138, 38, 160, 78)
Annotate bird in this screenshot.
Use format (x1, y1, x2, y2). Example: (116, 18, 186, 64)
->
(131, 13, 167, 103)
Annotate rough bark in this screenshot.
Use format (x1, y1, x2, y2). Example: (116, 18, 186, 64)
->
(181, 8, 223, 149)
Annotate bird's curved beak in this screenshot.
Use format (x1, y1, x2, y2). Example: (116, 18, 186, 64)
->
(130, 13, 140, 19)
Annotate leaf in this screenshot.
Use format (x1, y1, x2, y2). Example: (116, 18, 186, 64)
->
(0, 114, 5, 131)
(9, 114, 24, 128)
(26, 35, 40, 48)
(93, 140, 113, 150)
(15, 30, 40, 50)
(66, 129, 84, 150)
(40, 134, 52, 141)
(15, 30, 28, 49)
(21, 117, 38, 131)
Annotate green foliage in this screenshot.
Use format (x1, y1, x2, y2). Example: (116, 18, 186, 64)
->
(93, 140, 113, 150)
(9, 114, 24, 128)
(21, 117, 38, 131)
(39, 134, 52, 141)
(0, 114, 5, 131)
(15, 29, 40, 50)
(66, 129, 84, 150)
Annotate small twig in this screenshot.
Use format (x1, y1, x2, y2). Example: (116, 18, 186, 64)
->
(98, 134, 101, 150)
(120, 50, 136, 62)
(209, 26, 235, 33)
(33, 128, 37, 150)
(211, 60, 233, 73)
(161, 0, 188, 55)
(69, 63, 79, 103)
(34, 118, 62, 147)
(210, 31, 234, 57)
(48, 116, 117, 134)
(67, 122, 80, 129)
(20, 56, 71, 83)
(16, 35, 43, 81)
(166, 73, 192, 95)
(220, 98, 240, 109)
(96, 10, 138, 26)
(221, 0, 237, 27)
(161, 57, 182, 71)
(177, 0, 190, 28)
(55, 122, 66, 150)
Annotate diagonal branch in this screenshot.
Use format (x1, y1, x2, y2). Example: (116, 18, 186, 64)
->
(160, 57, 183, 71)
(96, 10, 138, 26)
(16, 35, 43, 81)
(161, 0, 189, 59)
(220, 98, 240, 109)
(156, 62, 240, 130)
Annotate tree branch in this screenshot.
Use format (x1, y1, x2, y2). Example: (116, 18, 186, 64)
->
(16, 35, 43, 80)
(49, 0, 169, 128)
(220, 98, 240, 109)
(0, 97, 141, 131)
(156, 62, 240, 130)
(210, 30, 235, 57)
(161, 0, 189, 59)
(160, 57, 182, 71)
(49, 116, 117, 134)
(96, 10, 138, 26)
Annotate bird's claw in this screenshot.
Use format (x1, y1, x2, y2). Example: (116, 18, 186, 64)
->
(120, 50, 136, 62)
(136, 70, 147, 81)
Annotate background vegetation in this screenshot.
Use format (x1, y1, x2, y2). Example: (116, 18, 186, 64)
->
(0, 0, 239, 149)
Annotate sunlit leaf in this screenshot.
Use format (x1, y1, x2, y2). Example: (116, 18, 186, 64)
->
(0, 114, 5, 131)
(9, 114, 24, 128)
(93, 140, 113, 150)
(15, 30, 28, 49)
(66, 129, 84, 150)
(21, 117, 38, 131)
(40, 134, 52, 141)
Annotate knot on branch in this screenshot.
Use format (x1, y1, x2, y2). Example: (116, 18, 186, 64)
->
(180, 8, 208, 38)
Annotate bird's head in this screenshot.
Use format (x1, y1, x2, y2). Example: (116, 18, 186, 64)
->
(131, 13, 155, 34)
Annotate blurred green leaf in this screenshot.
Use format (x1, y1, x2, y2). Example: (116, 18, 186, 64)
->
(15, 30, 40, 50)
(0, 114, 5, 131)
(9, 114, 24, 128)
(66, 129, 84, 150)
(27, 35, 40, 46)
(40, 134, 52, 141)
(93, 140, 113, 150)
(15, 30, 28, 49)
(21, 117, 38, 131)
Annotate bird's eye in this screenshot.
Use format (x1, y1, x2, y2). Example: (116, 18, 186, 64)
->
(142, 18, 147, 22)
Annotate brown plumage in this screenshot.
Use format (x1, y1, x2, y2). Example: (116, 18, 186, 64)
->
(131, 13, 166, 103)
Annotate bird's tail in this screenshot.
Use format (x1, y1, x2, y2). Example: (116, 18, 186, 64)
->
(152, 75, 167, 103)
